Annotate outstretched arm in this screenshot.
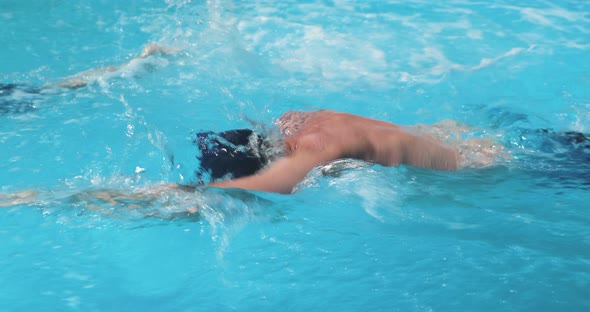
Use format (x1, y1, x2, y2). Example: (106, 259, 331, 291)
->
(56, 43, 179, 89)
(208, 152, 326, 194)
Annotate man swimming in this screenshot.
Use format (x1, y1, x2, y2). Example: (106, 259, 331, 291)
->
(0, 109, 501, 209)
(204, 110, 486, 194)
(4, 107, 589, 212)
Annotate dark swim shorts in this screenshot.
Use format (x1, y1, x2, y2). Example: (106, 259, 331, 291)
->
(539, 129, 590, 161)
(0, 83, 42, 115)
(195, 129, 270, 182)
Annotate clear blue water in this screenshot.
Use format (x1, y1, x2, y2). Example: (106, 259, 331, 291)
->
(1, 0, 590, 311)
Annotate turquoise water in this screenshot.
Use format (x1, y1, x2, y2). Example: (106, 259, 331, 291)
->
(1, 0, 590, 311)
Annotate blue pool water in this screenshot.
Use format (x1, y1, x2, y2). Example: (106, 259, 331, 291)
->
(1, 0, 590, 311)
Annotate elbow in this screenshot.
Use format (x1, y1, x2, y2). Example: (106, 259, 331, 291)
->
(263, 184, 295, 194)
(276, 188, 294, 195)
(432, 148, 460, 171)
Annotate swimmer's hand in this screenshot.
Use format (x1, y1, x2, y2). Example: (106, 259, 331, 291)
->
(401, 132, 460, 171)
(139, 43, 181, 58)
(411, 120, 510, 168)
(0, 190, 38, 207)
(457, 138, 510, 168)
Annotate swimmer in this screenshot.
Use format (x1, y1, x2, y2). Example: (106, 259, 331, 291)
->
(206, 110, 501, 194)
(198, 111, 590, 194)
(0, 43, 179, 115)
(3, 109, 585, 209)
(0, 110, 504, 209)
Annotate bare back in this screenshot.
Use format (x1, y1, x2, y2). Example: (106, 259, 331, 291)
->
(278, 110, 458, 169)
(210, 110, 459, 193)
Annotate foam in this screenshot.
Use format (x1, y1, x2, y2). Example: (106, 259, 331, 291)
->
(222, 1, 569, 89)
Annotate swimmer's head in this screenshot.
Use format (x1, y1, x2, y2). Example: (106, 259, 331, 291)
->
(195, 129, 269, 183)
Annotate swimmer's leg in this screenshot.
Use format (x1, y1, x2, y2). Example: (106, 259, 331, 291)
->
(533, 129, 590, 161)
